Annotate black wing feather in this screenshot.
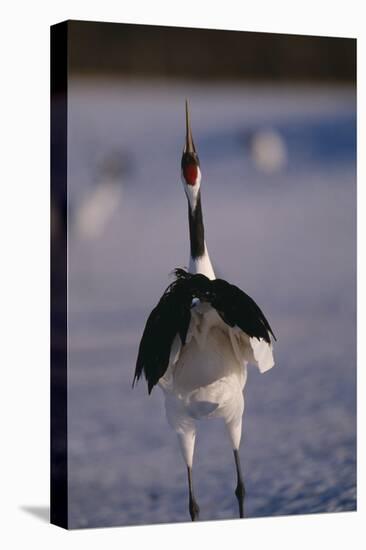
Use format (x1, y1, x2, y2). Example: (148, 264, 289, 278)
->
(133, 269, 276, 394)
(208, 279, 276, 344)
(133, 275, 195, 394)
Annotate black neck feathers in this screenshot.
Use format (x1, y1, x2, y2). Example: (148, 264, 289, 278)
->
(188, 192, 205, 259)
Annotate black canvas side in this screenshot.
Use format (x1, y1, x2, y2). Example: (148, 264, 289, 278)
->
(50, 20, 68, 529)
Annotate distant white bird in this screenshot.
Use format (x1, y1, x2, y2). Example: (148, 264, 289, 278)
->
(133, 101, 276, 521)
(250, 128, 287, 173)
(76, 151, 133, 239)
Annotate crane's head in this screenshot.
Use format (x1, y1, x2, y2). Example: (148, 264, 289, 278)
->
(181, 100, 201, 205)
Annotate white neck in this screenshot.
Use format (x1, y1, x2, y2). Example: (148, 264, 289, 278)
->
(189, 244, 216, 280)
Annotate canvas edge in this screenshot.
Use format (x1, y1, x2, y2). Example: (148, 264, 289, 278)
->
(50, 20, 68, 530)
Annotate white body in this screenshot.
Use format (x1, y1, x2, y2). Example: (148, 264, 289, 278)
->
(159, 249, 274, 467)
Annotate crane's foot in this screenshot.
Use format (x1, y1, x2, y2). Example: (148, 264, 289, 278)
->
(189, 496, 200, 521)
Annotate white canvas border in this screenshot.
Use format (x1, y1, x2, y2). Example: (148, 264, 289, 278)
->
(0, 1, 363, 549)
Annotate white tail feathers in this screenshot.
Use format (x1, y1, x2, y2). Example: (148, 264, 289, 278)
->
(250, 337, 275, 373)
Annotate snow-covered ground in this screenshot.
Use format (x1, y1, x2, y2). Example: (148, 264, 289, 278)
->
(66, 79, 356, 528)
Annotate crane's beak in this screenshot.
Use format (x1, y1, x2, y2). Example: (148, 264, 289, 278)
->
(184, 99, 196, 154)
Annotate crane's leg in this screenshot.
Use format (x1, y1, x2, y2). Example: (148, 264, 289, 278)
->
(177, 427, 199, 521)
(187, 465, 200, 521)
(226, 417, 245, 518)
(233, 448, 245, 518)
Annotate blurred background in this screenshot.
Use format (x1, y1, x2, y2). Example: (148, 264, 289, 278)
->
(56, 21, 356, 528)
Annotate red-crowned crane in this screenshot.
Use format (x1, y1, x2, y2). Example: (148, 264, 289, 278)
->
(133, 101, 276, 521)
